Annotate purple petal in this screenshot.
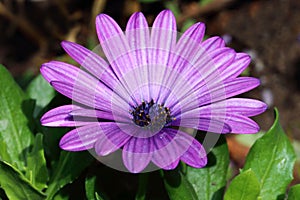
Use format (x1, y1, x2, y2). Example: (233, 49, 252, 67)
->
(59, 123, 102, 151)
(125, 12, 151, 102)
(220, 53, 251, 80)
(122, 137, 153, 173)
(70, 108, 115, 120)
(173, 22, 206, 66)
(94, 123, 132, 156)
(152, 128, 207, 169)
(197, 98, 267, 117)
(61, 41, 117, 89)
(96, 14, 145, 104)
(180, 138, 207, 168)
(171, 118, 231, 134)
(164, 47, 235, 110)
(161, 159, 180, 170)
(40, 61, 118, 110)
(225, 115, 260, 134)
(151, 129, 180, 169)
(50, 81, 111, 112)
(157, 23, 206, 104)
(201, 36, 225, 52)
(149, 10, 177, 101)
(41, 105, 93, 127)
(199, 77, 260, 106)
(96, 14, 134, 76)
(165, 128, 207, 168)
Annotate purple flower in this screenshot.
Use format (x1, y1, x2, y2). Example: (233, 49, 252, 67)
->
(40, 10, 267, 173)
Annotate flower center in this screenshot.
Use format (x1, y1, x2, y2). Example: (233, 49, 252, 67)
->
(130, 100, 172, 131)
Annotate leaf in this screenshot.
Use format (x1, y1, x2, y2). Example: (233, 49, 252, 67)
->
(0, 160, 46, 200)
(224, 169, 260, 200)
(162, 167, 198, 200)
(135, 173, 148, 200)
(164, 1, 180, 17)
(199, 0, 214, 6)
(85, 175, 97, 200)
(26, 74, 55, 117)
(45, 151, 94, 200)
(26, 133, 49, 190)
(186, 135, 229, 200)
(138, 0, 159, 3)
(287, 184, 300, 200)
(0, 65, 33, 171)
(243, 108, 296, 199)
(85, 175, 106, 200)
(181, 18, 197, 32)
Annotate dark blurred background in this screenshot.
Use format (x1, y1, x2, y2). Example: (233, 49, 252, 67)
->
(0, 0, 300, 167)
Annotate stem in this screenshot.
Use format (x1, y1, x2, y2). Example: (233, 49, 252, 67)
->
(135, 173, 149, 200)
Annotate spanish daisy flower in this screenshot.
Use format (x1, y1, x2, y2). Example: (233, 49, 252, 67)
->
(40, 10, 267, 173)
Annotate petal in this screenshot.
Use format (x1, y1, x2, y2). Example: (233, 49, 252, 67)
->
(201, 36, 225, 52)
(177, 106, 261, 134)
(151, 129, 180, 169)
(41, 105, 76, 127)
(126, 12, 149, 54)
(61, 41, 117, 89)
(162, 159, 180, 170)
(198, 77, 261, 106)
(157, 23, 206, 104)
(94, 123, 132, 156)
(59, 123, 102, 151)
(96, 14, 144, 104)
(197, 98, 267, 117)
(41, 105, 95, 127)
(190, 47, 236, 87)
(50, 81, 111, 112)
(70, 108, 115, 121)
(96, 14, 134, 77)
(220, 53, 251, 80)
(225, 115, 260, 134)
(125, 12, 151, 102)
(149, 10, 177, 101)
(40, 61, 117, 110)
(173, 22, 206, 66)
(164, 48, 236, 111)
(171, 118, 231, 134)
(180, 138, 207, 168)
(122, 137, 153, 173)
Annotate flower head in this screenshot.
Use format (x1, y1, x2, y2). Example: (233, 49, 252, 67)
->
(40, 10, 267, 173)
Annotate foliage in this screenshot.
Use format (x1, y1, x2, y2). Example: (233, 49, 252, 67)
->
(0, 62, 297, 199)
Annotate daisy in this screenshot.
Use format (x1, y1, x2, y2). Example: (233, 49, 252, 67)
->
(40, 10, 267, 173)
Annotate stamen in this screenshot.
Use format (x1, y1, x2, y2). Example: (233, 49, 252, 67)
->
(130, 100, 173, 131)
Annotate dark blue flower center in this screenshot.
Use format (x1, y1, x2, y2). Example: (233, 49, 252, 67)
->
(131, 100, 172, 129)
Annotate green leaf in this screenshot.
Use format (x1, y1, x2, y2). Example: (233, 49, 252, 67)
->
(85, 175, 97, 200)
(287, 184, 300, 200)
(186, 135, 229, 200)
(0, 160, 46, 200)
(135, 173, 149, 200)
(224, 169, 260, 200)
(243, 108, 296, 199)
(181, 18, 197, 32)
(26, 74, 55, 117)
(162, 167, 198, 200)
(26, 133, 49, 190)
(46, 151, 94, 200)
(199, 0, 214, 6)
(164, 2, 181, 17)
(95, 193, 103, 200)
(85, 175, 105, 200)
(138, 0, 159, 3)
(0, 65, 33, 171)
